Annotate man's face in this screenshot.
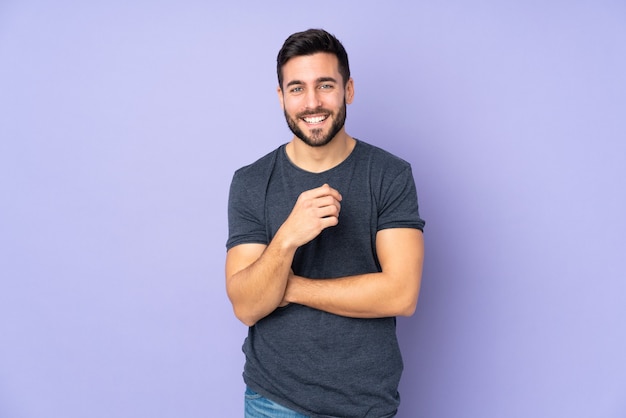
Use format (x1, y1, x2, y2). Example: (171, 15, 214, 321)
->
(278, 52, 354, 147)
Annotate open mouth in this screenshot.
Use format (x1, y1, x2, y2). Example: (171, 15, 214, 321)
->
(302, 115, 329, 124)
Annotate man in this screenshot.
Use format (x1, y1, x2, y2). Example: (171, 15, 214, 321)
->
(226, 29, 425, 418)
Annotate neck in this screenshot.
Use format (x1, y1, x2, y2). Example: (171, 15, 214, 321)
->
(286, 131, 356, 173)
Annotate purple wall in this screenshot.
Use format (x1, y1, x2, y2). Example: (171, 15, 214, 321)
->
(1, 1, 624, 417)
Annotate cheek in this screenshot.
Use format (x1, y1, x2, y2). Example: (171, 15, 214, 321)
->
(284, 99, 303, 115)
(326, 90, 346, 105)
(283, 103, 296, 115)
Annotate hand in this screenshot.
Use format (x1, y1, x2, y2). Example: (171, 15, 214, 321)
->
(277, 184, 342, 250)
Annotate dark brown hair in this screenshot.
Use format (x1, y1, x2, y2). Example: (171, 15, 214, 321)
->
(277, 29, 350, 89)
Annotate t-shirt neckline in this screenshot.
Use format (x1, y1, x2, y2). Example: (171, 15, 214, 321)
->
(281, 139, 361, 175)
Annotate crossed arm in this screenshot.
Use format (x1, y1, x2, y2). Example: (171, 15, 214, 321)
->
(283, 227, 424, 319)
(225, 184, 424, 326)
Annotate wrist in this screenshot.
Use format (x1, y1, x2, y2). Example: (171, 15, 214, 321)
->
(272, 228, 299, 254)
(283, 273, 298, 304)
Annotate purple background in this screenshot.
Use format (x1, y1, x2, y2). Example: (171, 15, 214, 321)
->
(1, 1, 625, 417)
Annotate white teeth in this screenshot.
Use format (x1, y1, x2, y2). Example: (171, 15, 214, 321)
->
(303, 116, 327, 123)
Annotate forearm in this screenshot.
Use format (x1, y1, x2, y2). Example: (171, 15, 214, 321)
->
(226, 234, 297, 326)
(226, 184, 343, 325)
(283, 271, 421, 318)
(283, 229, 424, 318)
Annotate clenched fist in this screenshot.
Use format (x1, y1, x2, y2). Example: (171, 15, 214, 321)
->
(277, 184, 342, 250)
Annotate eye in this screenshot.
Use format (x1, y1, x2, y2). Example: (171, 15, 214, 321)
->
(290, 86, 303, 94)
(319, 84, 334, 90)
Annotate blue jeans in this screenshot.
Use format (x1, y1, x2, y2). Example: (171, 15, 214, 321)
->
(244, 387, 310, 418)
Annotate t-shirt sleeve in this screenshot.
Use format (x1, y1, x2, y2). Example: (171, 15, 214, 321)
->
(377, 165, 425, 232)
(226, 169, 268, 250)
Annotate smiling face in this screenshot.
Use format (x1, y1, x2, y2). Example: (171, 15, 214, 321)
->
(278, 52, 354, 147)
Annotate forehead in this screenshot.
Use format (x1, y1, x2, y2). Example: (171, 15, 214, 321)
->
(281, 52, 341, 84)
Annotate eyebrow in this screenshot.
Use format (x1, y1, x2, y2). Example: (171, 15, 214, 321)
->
(285, 77, 338, 88)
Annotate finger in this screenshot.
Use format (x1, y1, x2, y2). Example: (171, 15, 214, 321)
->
(305, 184, 342, 201)
(316, 195, 341, 211)
(320, 184, 342, 201)
(319, 215, 339, 228)
(317, 203, 340, 219)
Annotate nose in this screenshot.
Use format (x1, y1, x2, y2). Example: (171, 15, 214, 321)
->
(304, 89, 321, 110)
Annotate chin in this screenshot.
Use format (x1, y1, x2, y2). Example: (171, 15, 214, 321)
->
(298, 134, 335, 148)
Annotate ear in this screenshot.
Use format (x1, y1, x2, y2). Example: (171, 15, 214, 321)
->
(345, 78, 355, 105)
(277, 85, 285, 110)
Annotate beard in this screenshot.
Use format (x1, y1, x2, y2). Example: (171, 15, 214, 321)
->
(284, 101, 347, 148)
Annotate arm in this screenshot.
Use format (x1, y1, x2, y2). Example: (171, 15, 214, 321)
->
(282, 228, 424, 318)
(225, 241, 289, 327)
(225, 184, 342, 326)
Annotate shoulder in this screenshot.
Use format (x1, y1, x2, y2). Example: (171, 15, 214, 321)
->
(229, 145, 284, 204)
(354, 140, 412, 175)
(233, 145, 284, 181)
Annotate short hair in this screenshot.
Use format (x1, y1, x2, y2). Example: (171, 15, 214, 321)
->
(277, 29, 351, 89)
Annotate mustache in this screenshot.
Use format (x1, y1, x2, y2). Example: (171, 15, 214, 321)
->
(296, 108, 332, 118)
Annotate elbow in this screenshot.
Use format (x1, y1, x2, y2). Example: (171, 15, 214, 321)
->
(227, 285, 259, 327)
(383, 289, 418, 317)
(395, 279, 420, 317)
(227, 289, 278, 327)
(232, 305, 258, 327)
(396, 296, 418, 317)
(239, 317, 257, 327)
(401, 304, 417, 317)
